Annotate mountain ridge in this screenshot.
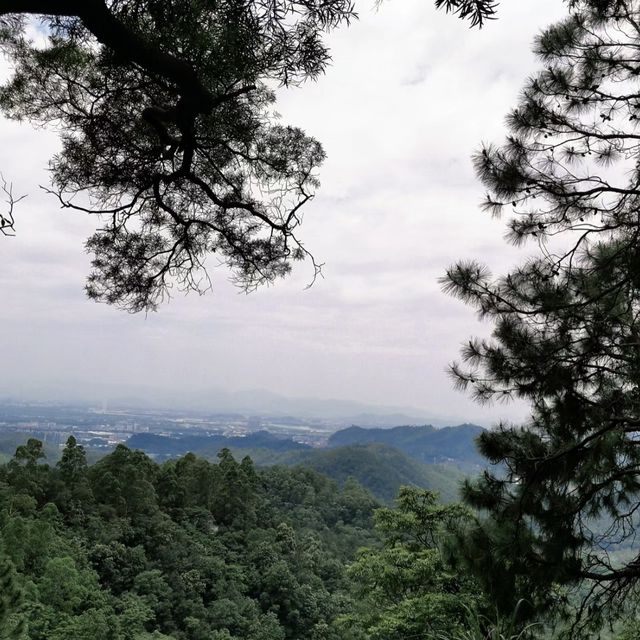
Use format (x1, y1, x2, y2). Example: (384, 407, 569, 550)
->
(328, 423, 485, 470)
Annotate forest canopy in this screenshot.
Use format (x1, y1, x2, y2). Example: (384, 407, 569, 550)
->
(0, 436, 493, 640)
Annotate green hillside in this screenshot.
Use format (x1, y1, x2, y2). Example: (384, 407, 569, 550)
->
(240, 443, 466, 503)
(119, 434, 469, 504)
(328, 424, 485, 470)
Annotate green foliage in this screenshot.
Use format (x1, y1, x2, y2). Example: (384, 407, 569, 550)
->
(341, 487, 483, 640)
(0, 552, 25, 639)
(57, 436, 87, 484)
(445, 601, 541, 640)
(254, 443, 467, 503)
(612, 616, 640, 640)
(327, 424, 486, 471)
(11, 440, 44, 468)
(0, 439, 380, 639)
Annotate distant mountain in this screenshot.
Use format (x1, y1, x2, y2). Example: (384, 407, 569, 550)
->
(278, 444, 466, 503)
(328, 424, 485, 470)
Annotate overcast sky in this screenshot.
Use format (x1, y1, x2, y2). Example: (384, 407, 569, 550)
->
(0, 0, 567, 424)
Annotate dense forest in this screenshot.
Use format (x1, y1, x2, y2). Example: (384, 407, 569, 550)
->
(1, 436, 639, 639)
(0, 436, 489, 640)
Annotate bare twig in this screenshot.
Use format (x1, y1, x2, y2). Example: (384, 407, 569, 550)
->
(0, 174, 26, 236)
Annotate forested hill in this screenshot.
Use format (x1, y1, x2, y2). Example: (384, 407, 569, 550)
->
(124, 435, 467, 503)
(121, 424, 483, 503)
(328, 424, 485, 469)
(270, 444, 465, 503)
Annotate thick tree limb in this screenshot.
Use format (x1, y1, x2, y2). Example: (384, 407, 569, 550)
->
(1, 0, 216, 115)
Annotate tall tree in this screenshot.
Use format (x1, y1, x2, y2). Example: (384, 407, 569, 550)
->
(57, 436, 87, 485)
(443, 0, 640, 631)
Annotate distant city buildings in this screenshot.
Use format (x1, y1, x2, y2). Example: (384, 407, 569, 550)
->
(0, 402, 335, 452)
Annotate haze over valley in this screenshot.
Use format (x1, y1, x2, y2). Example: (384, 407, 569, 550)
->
(0, 398, 485, 503)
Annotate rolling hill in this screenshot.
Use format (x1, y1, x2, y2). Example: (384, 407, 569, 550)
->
(328, 424, 485, 470)
(276, 443, 466, 503)
(124, 423, 483, 502)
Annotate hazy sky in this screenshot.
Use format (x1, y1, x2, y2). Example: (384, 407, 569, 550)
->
(0, 0, 567, 424)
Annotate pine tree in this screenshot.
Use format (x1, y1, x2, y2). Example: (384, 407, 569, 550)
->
(57, 436, 87, 485)
(0, 0, 499, 311)
(442, 0, 640, 630)
(0, 0, 356, 310)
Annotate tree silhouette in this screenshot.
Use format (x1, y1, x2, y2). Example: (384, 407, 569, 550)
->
(0, 0, 356, 310)
(443, 0, 640, 630)
(0, 0, 512, 311)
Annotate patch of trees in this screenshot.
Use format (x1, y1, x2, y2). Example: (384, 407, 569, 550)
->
(2, 435, 640, 639)
(0, 437, 373, 639)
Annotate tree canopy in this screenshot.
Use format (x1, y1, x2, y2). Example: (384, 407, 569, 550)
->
(341, 486, 482, 640)
(0, 437, 382, 639)
(442, 0, 640, 631)
(0, 0, 359, 311)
